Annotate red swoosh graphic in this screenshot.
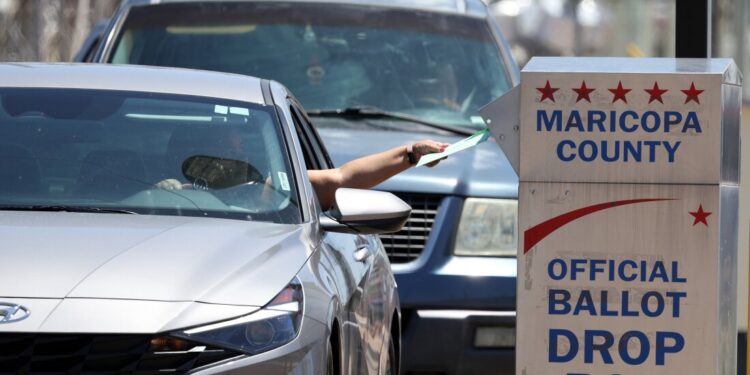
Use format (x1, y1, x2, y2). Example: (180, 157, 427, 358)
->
(523, 199, 674, 254)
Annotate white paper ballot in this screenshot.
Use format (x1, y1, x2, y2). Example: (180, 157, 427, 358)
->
(417, 129, 491, 167)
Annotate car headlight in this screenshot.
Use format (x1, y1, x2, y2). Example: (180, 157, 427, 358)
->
(174, 277, 303, 355)
(454, 198, 517, 257)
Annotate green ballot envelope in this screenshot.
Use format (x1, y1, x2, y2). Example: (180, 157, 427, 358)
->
(417, 128, 492, 167)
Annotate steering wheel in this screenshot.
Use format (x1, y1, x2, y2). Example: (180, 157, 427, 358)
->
(181, 155, 264, 190)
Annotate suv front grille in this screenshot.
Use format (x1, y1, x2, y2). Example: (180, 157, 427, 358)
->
(0, 334, 241, 374)
(379, 193, 442, 263)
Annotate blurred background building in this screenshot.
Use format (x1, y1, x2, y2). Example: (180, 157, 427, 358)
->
(490, 0, 748, 73)
(490, 0, 675, 65)
(0, 0, 117, 61)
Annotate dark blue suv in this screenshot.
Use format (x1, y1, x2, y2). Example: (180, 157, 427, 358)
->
(84, 1, 521, 373)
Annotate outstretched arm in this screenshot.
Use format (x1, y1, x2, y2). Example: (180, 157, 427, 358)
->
(309, 140, 448, 210)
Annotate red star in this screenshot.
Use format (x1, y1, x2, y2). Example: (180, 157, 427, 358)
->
(608, 81, 631, 103)
(572, 81, 595, 103)
(644, 81, 668, 104)
(681, 82, 704, 104)
(689, 204, 712, 226)
(537, 80, 558, 102)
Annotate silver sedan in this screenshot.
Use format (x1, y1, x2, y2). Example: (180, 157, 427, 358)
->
(0, 63, 405, 374)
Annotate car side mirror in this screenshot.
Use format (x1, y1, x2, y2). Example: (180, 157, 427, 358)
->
(320, 188, 411, 234)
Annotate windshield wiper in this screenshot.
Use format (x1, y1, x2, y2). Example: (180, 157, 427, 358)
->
(0, 205, 138, 214)
(306, 106, 475, 136)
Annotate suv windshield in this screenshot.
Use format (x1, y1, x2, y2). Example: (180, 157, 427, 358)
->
(109, 2, 511, 128)
(0, 88, 301, 224)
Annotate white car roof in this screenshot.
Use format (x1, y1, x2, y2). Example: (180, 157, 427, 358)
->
(0, 63, 267, 104)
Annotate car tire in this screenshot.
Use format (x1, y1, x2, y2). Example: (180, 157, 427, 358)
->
(385, 334, 397, 375)
(326, 339, 335, 375)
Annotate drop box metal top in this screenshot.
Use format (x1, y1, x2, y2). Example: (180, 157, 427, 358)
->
(519, 57, 741, 185)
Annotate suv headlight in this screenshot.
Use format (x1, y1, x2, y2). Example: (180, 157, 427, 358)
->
(454, 198, 517, 257)
(175, 277, 303, 355)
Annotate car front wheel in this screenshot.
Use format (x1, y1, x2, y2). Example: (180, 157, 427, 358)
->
(326, 339, 335, 375)
(384, 334, 397, 375)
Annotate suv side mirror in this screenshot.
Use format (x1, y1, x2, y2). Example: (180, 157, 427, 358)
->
(320, 188, 411, 234)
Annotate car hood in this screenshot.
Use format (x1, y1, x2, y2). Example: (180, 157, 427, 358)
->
(317, 127, 518, 197)
(0, 211, 310, 306)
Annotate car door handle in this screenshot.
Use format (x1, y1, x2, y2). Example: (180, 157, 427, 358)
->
(353, 246, 370, 263)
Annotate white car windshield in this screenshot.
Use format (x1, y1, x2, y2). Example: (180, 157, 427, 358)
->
(0, 88, 301, 224)
(109, 2, 512, 129)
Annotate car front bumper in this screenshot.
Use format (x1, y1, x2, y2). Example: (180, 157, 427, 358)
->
(400, 309, 515, 375)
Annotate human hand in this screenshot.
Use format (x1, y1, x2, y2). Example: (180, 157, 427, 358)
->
(412, 140, 450, 167)
(154, 178, 184, 190)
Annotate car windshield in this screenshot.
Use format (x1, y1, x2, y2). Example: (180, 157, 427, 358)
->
(0, 88, 301, 224)
(109, 2, 511, 129)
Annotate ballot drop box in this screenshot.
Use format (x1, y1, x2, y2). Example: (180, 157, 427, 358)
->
(487, 58, 742, 375)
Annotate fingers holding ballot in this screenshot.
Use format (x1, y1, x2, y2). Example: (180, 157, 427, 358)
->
(412, 140, 450, 167)
(415, 129, 492, 167)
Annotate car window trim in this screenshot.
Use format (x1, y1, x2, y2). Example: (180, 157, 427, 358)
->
(289, 106, 322, 171)
(263, 80, 309, 223)
(269, 103, 312, 222)
(290, 100, 334, 169)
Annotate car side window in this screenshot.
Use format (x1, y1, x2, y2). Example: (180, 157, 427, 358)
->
(289, 105, 322, 170)
(289, 103, 332, 170)
(293, 105, 335, 169)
